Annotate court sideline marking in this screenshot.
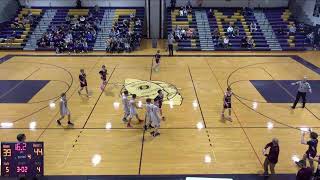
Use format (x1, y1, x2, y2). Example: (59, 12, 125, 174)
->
(188, 65, 217, 163)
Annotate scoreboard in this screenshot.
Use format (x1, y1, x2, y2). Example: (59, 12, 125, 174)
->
(1, 142, 44, 177)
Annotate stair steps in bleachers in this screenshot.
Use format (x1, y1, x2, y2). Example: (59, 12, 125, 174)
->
(253, 10, 282, 51)
(93, 9, 115, 51)
(24, 9, 57, 50)
(195, 10, 215, 51)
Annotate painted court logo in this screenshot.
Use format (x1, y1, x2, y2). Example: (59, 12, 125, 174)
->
(121, 79, 183, 106)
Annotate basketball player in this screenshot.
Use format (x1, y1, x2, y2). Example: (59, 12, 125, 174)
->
(150, 98, 161, 137)
(99, 65, 108, 91)
(291, 76, 312, 109)
(154, 89, 164, 120)
(78, 69, 90, 97)
(153, 50, 161, 72)
(122, 90, 130, 122)
(144, 98, 153, 130)
(221, 87, 232, 119)
(57, 93, 73, 126)
(127, 94, 143, 128)
(299, 130, 318, 172)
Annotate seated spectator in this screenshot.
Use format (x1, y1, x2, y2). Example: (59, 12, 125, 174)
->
(179, 8, 184, 16)
(277, 26, 286, 35)
(227, 25, 234, 37)
(247, 37, 254, 49)
(250, 22, 257, 32)
(208, 9, 213, 18)
(233, 25, 239, 37)
(212, 28, 220, 40)
(135, 18, 142, 27)
(241, 36, 248, 48)
(216, 35, 224, 48)
(186, 28, 194, 38)
(186, 0, 192, 14)
(288, 24, 296, 35)
(181, 28, 187, 39)
(130, 13, 135, 22)
(223, 36, 231, 48)
(297, 23, 305, 32)
(94, 5, 100, 14)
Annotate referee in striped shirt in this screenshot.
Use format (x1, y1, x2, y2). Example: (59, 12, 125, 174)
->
(291, 76, 312, 109)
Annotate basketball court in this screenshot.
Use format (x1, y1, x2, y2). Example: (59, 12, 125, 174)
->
(0, 50, 319, 176)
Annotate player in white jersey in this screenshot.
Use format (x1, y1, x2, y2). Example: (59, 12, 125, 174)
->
(144, 98, 153, 130)
(57, 93, 74, 126)
(127, 94, 143, 128)
(122, 90, 130, 122)
(150, 99, 161, 137)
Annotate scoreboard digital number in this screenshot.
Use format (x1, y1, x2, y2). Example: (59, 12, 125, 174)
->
(1, 142, 44, 177)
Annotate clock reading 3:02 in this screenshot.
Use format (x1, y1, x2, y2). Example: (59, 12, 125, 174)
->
(1, 142, 44, 177)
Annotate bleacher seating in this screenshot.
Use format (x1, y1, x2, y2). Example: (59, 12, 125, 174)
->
(207, 8, 270, 51)
(167, 8, 201, 51)
(0, 8, 44, 50)
(167, 7, 307, 51)
(264, 8, 306, 51)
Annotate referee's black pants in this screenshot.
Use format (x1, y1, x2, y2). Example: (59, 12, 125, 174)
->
(292, 91, 306, 108)
(168, 44, 173, 56)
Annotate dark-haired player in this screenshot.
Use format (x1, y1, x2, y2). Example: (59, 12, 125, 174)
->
(154, 89, 164, 120)
(99, 65, 108, 91)
(221, 87, 232, 120)
(78, 69, 90, 97)
(153, 50, 161, 72)
(299, 130, 318, 172)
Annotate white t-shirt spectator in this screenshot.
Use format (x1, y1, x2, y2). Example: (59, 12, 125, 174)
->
(224, 37, 229, 44)
(289, 25, 296, 33)
(227, 26, 233, 33)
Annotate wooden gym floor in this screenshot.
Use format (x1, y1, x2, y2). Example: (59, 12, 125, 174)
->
(0, 48, 320, 176)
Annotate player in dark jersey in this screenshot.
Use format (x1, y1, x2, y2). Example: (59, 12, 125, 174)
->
(78, 69, 90, 97)
(99, 65, 108, 91)
(153, 50, 161, 72)
(154, 89, 164, 120)
(300, 130, 318, 172)
(221, 87, 232, 120)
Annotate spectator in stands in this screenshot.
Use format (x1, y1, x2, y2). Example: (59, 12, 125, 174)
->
(215, 35, 223, 48)
(186, 28, 194, 38)
(289, 24, 296, 35)
(223, 36, 231, 48)
(171, 0, 176, 10)
(212, 28, 220, 40)
(186, 0, 192, 14)
(136, 18, 142, 27)
(233, 25, 239, 37)
(297, 23, 305, 32)
(241, 36, 248, 48)
(130, 13, 135, 22)
(227, 24, 234, 37)
(94, 5, 100, 14)
(247, 37, 254, 49)
(250, 22, 257, 32)
(76, 0, 82, 8)
(277, 26, 286, 35)
(208, 9, 213, 18)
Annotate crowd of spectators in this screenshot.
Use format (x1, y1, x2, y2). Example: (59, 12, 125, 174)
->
(11, 10, 39, 29)
(37, 11, 99, 53)
(173, 25, 195, 40)
(105, 13, 142, 53)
